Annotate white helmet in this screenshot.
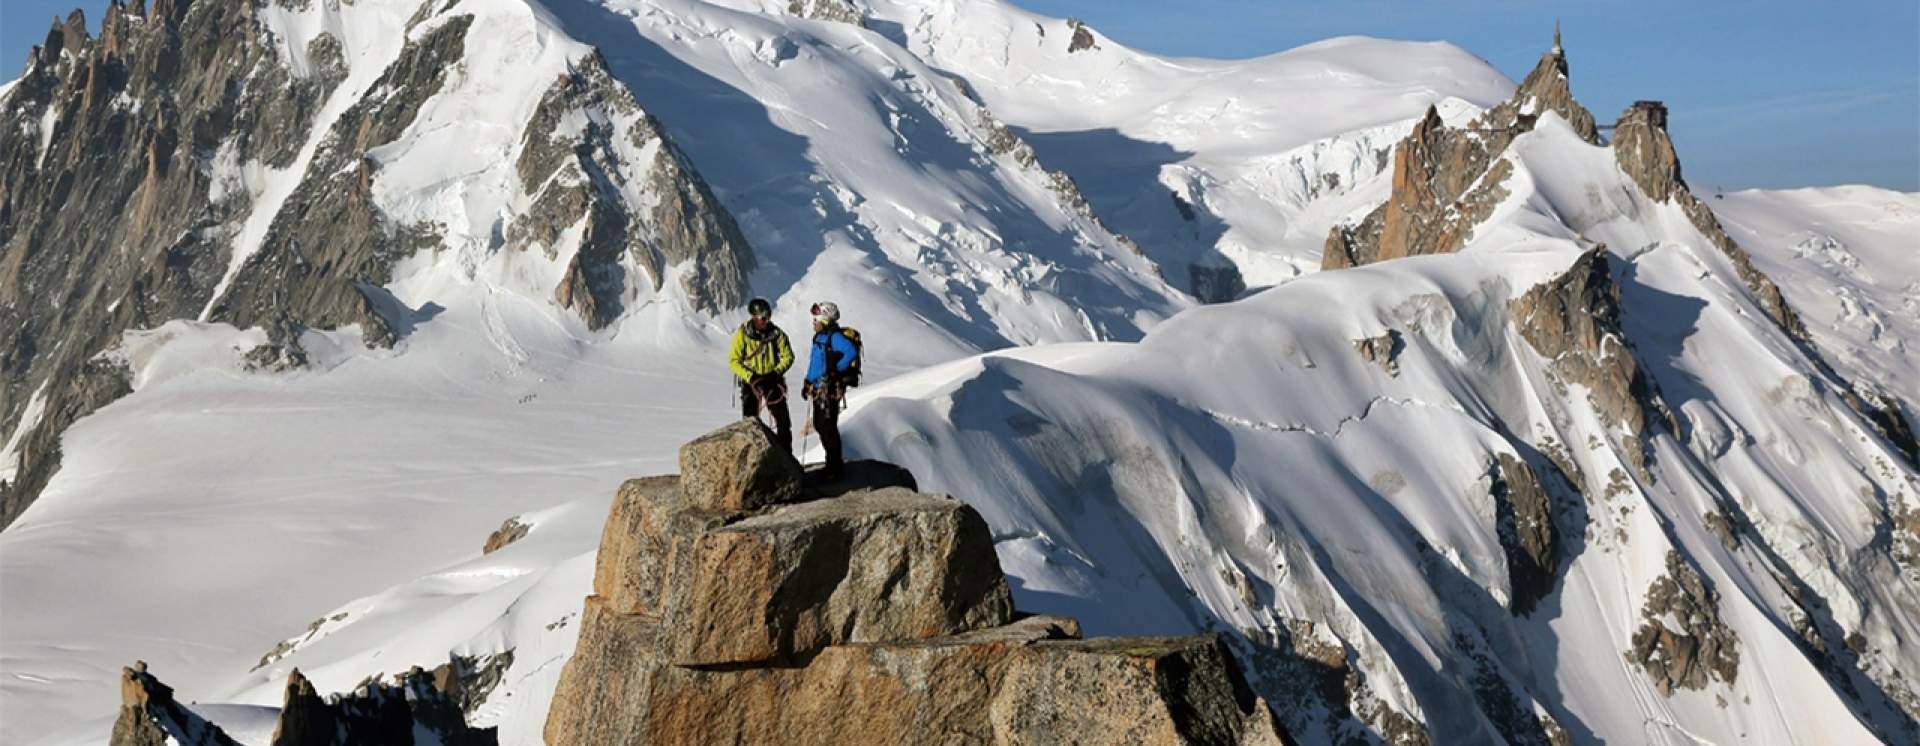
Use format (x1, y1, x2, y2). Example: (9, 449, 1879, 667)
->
(810, 301, 840, 324)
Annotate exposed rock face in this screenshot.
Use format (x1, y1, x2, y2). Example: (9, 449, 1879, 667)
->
(1460, 640, 1573, 746)
(1353, 330, 1404, 376)
(0, 4, 762, 526)
(432, 651, 516, 717)
(787, 0, 867, 25)
(1191, 263, 1248, 304)
(1244, 617, 1427, 745)
(678, 419, 804, 511)
(1626, 551, 1740, 695)
(253, 612, 349, 672)
(1322, 107, 1512, 270)
(0, 0, 341, 527)
(1855, 390, 1918, 466)
(1610, 102, 1682, 203)
(510, 52, 755, 328)
(589, 463, 920, 623)
(1322, 36, 1598, 271)
(1489, 34, 1600, 145)
(0, 358, 130, 527)
(552, 601, 1284, 745)
(1509, 248, 1664, 474)
(205, 15, 473, 346)
(1489, 453, 1563, 615)
(110, 662, 238, 746)
(1894, 497, 1920, 579)
(1610, 101, 1918, 466)
(593, 475, 729, 618)
(589, 473, 1013, 666)
(674, 487, 1013, 664)
(548, 422, 1288, 744)
(482, 516, 531, 554)
(111, 658, 500, 745)
(271, 667, 497, 746)
(1066, 18, 1099, 53)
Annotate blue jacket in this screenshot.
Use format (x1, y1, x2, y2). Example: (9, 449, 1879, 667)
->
(805, 327, 858, 385)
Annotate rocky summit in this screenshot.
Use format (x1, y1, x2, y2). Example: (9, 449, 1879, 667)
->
(110, 662, 240, 746)
(106, 660, 498, 746)
(546, 420, 1288, 744)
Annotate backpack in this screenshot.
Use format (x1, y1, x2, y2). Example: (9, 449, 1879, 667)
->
(836, 326, 864, 387)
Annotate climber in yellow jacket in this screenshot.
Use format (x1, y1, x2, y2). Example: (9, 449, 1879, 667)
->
(729, 298, 796, 452)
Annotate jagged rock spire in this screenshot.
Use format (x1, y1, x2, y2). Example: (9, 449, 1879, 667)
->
(1612, 101, 1681, 201)
(1321, 29, 1607, 270)
(109, 662, 240, 746)
(1508, 28, 1598, 143)
(269, 666, 498, 745)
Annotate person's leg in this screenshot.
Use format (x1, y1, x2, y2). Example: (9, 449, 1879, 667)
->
(816, 388, 843, 475)
(740, 380, 758, 420)
(770, 389, 793, 453)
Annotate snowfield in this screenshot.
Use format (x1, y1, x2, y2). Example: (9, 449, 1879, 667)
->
(858, 0, 1516, 290)
(3, 0, 1917, 744)
(841, 160, 1920, 743)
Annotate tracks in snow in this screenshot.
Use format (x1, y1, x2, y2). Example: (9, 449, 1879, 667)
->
(1197, 395, 1469, 439)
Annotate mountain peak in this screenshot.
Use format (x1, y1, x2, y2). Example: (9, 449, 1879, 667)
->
(1505, 29, 1599, 143)
(1321, 32, 1605, 270)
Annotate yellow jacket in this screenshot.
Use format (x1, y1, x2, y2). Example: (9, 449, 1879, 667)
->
(729, 323, 794, 382)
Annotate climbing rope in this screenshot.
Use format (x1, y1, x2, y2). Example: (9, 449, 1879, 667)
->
(749, 378, 786, 433)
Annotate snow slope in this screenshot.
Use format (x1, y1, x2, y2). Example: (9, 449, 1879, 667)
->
(1715, 186, 1920, 427)
(835, 122, 1920, 743)
(520, 0, 1189, 356)
(2, 299, 721, 744)
(4, 0, 1917, 744)
(858, 0, 1517, 289)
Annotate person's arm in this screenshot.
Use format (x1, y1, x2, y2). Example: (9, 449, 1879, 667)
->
(802, 335, 825, 383)
(727, 330, 753, 382)
(774, 330, 795, 376)
(831, 332, 858, 375)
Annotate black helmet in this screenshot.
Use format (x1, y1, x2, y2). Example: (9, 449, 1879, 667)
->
(747, 298, 772, 318)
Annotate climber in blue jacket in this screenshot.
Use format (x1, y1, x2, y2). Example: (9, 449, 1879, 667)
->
(802, 301, 860, 480)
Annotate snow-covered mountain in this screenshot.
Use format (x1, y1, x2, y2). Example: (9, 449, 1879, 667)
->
(857, 0, 1515, 297)
(2, 0, 1916, 743)
(0, 0, 1185, 529)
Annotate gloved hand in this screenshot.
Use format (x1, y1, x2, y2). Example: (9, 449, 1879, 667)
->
(800, 381, 813, 400)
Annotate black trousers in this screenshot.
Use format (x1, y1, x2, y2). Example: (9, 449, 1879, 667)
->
(812, 384, 843, 473)
(741, 378, 792, 453)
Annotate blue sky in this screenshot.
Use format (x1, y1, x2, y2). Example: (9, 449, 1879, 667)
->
(3, 0, 1914, 191)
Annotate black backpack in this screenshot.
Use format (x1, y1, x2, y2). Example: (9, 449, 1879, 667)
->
(831, 326, 864, 387)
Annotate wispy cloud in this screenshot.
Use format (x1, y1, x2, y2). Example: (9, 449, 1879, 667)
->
(1682, 85, 1917, 122)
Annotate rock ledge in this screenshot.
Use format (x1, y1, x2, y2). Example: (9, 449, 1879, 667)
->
(546, 421, 1289, 744)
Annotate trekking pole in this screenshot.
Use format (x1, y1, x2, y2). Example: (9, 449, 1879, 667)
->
(801, 392, 814, 470)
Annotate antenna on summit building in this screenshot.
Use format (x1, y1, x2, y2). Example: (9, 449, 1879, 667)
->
(1552, 20, 1563, 54)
